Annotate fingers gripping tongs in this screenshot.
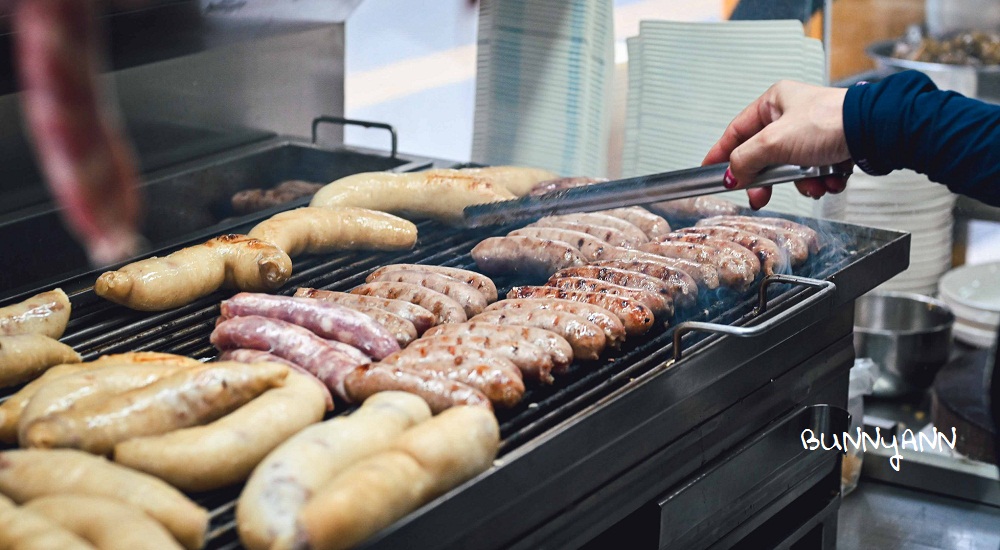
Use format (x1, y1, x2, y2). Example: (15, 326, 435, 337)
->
(461, 163, 849, 227)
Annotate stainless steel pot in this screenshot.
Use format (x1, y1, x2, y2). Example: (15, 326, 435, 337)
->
(854, 291, 955, 396)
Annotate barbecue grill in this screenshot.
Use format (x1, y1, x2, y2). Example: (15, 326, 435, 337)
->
(0, 3, 911, 548)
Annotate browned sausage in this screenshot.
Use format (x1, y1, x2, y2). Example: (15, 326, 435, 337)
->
(365, 270, 487, 317)
(598, 208, 672, 240)
(506, 227, 610, 262)
(552, 265, 687, 309)
(529, 176, 607, 196)
(587, 246, 720, 289)
(294, 288, 435, 335)
(657, 233, 761, 279)
(407, 334, 555, 383)
(506, 286, 654, 336)
(546, 277, 673, 317)
(381, 347, 525, 408)
(472, 236, 586, 279)
(469, 310, 606, 360)
(639, 241, 755, 291)
(694, 219, 809, 265)
(529, 219, 634, 248)
(647, 196, 740, 218)
(351, 282, 466, 325)
(366, 265, 498, 303)
(675, 227, 787, 275)
(339, 305, 418, 347)
(697, 216, 821, 254)
(423, 323, 573, 371)
(590, 259, 699, 308)
(540, 214, 649, 247)
(343, 364, 491, 413)
(482, 298, 625, 348)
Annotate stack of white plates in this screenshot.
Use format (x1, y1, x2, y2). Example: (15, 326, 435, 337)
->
(939, 262, 1000, 348)
(472, 0, 614, 177)
(622, 20, 837, 218)
(845, 169, 957, 295)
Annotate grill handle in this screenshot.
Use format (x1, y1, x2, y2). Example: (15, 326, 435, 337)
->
(671, 274, 837, 361)
(311, 116, 398, 158)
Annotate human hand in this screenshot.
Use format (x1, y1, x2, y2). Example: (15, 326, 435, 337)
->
(702, 80, 853, 210)
(11, 0, 144, 266)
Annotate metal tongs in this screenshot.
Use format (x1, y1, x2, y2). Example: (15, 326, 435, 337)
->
(462, 163, 849, 227)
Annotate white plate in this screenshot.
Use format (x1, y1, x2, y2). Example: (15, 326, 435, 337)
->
(953, 318, 998, 348)
(938, 262, 1000, 322)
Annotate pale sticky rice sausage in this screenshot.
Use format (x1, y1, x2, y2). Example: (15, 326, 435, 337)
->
(0, 288, 71, 339)
(25, 495, 183, 550)
(247, 206, 417, 257)
(0, 334, 81, 388)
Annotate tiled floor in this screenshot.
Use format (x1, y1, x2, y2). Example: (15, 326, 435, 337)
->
(343, 0, 720, 161)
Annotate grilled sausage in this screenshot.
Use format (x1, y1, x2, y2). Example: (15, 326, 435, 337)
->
(647, 196, 740, 218)
(294, 288, 435, 335)
(529, 176, 607, 196)
(95, 234, 293, 311)
(657, 233, 762, 279)
(546, 277, 673, 318)
(482, 298, 626, 350)
(639, 241, 755, 291)
(694, 218, 809, 265)
(381, 346, 526, 407)
(0, 289, 71, 339)
(341, 306, 418, 347)
(114, 371, 327, 492)
(530, 219, 635, 248)
(211, 316, 369, 400)
(343, 364, 491, 413)
(232, 180, 324, 215)
(407, 334, 555, 384)
(675, 226, 787, 275)
(553, 265, 686, 309)
(367, 265, 498, 303)
(309, 170, 515, 224)
(469, 310, 606, 360)
(506, 286, 655, 336)
(24, 362, 288, 455)
(590, 259, 700, 308)
(472, 236, 587, 279)
(236, 392, 431, 550)
(587, 245, 721, 289)
(296, 407, 498, 550)
(25, 495, 183, 550)
(698, 215, 821, 254)
(217, 349, 334, 410)
(366, 269, 488, 317)
(443, 166, 559, 196)
(247, 207, 417, 258)
(220, 292, 399, 360)
(0, 334, 81, 388)
(424, 322, 574, 371)
(598, 207, 672, 239)
(0, 449, 208, 550)
(351, 282, 467, 325)
(507, 227, 610, 262)
(0, 493, 95, 550)
(541, 213, 649, 247)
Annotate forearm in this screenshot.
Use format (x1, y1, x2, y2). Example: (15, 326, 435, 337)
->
(843, 70, 1000, 206)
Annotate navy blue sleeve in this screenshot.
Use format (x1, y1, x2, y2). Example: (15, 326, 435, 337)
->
(842, 70, 1000, 206)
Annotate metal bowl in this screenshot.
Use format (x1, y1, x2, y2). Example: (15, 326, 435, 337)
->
(854, 291, 955, 396)
(866, 39, 1000, 103)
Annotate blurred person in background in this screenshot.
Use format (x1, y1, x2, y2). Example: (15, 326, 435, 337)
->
(5, 0, 145, 265)
(705, 69, 1000, 462)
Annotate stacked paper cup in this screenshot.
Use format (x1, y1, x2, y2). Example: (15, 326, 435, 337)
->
(472, 0, 615, 177)
(845, 169, 957, 295)
(621, 19, 842, 219)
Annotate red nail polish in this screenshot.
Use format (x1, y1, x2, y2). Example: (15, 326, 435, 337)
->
(723, 168, 737, 189)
